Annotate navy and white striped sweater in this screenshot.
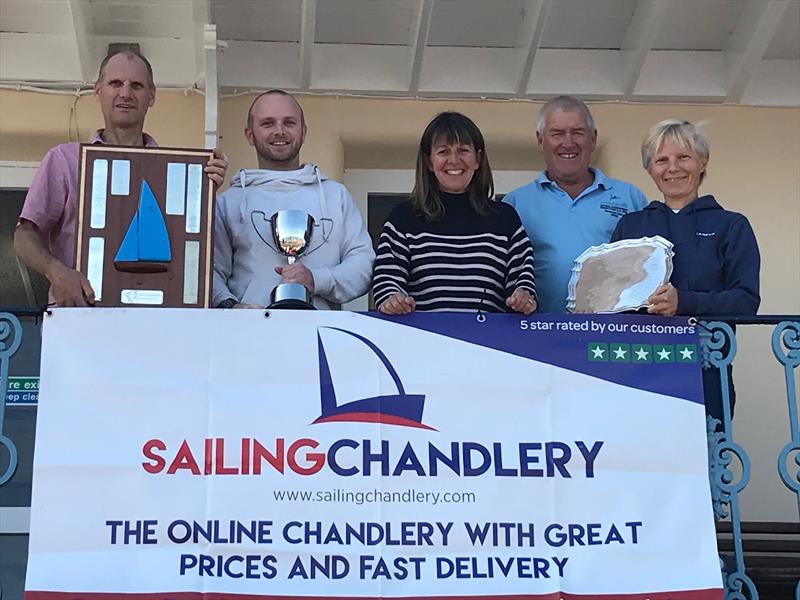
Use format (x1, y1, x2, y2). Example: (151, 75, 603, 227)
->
(372, 192, 536, 312)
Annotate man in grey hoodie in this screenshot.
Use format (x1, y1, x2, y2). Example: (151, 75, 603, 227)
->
(213, 90, 374, 309)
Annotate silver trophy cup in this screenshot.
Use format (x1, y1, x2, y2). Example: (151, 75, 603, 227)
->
(268, 210, 316, 309)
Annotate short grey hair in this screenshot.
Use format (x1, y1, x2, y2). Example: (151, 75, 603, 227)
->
(537, 95, 596, 134)
(97, 46, 155, 89)
(641, 119, 710, 182)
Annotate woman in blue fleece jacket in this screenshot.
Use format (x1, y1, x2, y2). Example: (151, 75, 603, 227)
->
(611, 119, 760, 424)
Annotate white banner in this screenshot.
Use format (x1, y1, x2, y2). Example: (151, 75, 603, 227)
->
(26, 309, 722, 599)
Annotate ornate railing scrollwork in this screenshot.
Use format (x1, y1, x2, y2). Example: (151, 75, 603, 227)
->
(0, 312, 23, 486)
(771, 321, 800, 512)
(707, 416, 731, 519)
(771, 321, 800, 600)
(699, 320, 758, 599)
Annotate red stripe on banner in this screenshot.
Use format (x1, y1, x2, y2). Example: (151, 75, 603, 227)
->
(312, 412, 437, 430)
(25, 589, 724, 600)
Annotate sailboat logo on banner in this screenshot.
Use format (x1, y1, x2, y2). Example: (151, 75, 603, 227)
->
(313, 327, 434, 430)
(114, 180, 171, 272)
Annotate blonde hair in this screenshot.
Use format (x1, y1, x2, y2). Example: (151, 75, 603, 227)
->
(641, 119, 710, 182)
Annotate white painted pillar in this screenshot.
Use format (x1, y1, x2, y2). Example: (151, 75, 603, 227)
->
(204, 24, 219, 149)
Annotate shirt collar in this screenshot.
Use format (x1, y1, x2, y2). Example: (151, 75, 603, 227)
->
(89, 129, 158, 148)
(536, 167, 610, 193)
(590, 167, 610, 190)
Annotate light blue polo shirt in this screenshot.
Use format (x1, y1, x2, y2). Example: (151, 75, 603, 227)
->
(504, 168, 648, 313)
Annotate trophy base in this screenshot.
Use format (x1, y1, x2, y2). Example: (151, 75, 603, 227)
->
(268, 283, 316, 310)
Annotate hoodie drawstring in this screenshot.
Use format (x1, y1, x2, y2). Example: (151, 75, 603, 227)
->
(314, 165, 332, 243)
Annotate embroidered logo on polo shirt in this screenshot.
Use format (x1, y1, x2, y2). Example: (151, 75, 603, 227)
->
(696, 232, 716, 237)
(600, 203, 629, 218)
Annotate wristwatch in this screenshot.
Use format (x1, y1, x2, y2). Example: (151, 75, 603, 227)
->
(217, 298, 238, 309)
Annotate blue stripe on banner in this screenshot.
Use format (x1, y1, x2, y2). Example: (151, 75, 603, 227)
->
(365, 313, 705, 405)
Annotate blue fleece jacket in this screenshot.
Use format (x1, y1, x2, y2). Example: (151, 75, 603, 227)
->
(611, 195, 760, 316)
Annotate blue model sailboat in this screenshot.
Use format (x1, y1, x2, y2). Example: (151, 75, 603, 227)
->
(114, 180, 171, 272)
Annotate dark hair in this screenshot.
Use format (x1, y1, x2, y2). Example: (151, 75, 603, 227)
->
(97, 46, 155, 89)
(246, 89, 306, 129)
(411, 112, 494, 221)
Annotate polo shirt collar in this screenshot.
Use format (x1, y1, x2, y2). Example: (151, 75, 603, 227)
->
(589, 167, 610, 191)
(90, 129, 158, 148)
(536, 167, 611, 194)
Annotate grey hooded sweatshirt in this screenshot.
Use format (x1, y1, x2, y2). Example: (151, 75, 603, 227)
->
(213, 164, 375, 309)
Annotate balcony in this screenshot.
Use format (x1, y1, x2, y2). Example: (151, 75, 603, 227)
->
(0, 308, 797, 598)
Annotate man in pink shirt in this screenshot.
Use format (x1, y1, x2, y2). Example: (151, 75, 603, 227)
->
(14, 47, 227, 306)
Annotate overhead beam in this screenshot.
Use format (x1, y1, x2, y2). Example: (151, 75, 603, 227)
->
(621, 0, 668, 98)
(299, 0, 318, 90)
(192, 0, 211, 87)
(725, 0, 791, 103)
(409, 0, 434, 94)
(67, 0, 93, 83)
(515, 0, 551, 96)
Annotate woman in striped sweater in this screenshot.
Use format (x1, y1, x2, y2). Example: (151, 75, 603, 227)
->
(372, 112, 537, 315)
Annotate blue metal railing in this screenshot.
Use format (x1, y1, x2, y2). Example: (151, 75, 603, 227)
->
(701, 320, 758, 598)
(696, 316, 800, 600)
(1, 309, 798, 598)
(0, 312, 23, 486)
(771, 321, 800, 600)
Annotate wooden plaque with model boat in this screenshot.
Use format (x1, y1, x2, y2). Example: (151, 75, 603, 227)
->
(75, 145, 215, 308)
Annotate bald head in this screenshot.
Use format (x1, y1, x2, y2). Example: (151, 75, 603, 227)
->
(246, 90, 305, 129)
(245, 90, 307, 170)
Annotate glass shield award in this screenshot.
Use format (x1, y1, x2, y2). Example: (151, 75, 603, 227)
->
(268, 210, 316, 309)
(566, 236, 674, 314)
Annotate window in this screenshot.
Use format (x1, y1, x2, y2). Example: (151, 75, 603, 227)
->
(0, 189, 48, 308)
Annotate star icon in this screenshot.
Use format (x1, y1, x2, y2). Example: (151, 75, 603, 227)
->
(680, 347, 694, 360)
(592, 347, 606, 359)
(613, 347, 627, 359)
(657, 348, 672, 360)
(635, 348, 649, 360)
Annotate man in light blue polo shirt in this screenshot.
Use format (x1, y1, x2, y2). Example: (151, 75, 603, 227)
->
(504, 96, 648, 313)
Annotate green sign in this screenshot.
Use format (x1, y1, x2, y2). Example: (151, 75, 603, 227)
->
(5, 376, 39, 405)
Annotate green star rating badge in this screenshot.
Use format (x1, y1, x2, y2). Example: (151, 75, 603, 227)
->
(632, 344, 652, 363)
(676, 344, 697, 363)
(588, 342, 693, 364)
(610, 343, 630, 363)
(654, 344, 675, 363)
(588, 342, 608, 361)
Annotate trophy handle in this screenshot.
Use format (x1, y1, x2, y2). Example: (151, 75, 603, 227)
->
(250, 210, 280, 254)
(253, 210, 326, 259)
(302, 217, 334, 256)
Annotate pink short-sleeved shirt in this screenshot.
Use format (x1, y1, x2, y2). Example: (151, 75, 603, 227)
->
(19, 129, 158, 273)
